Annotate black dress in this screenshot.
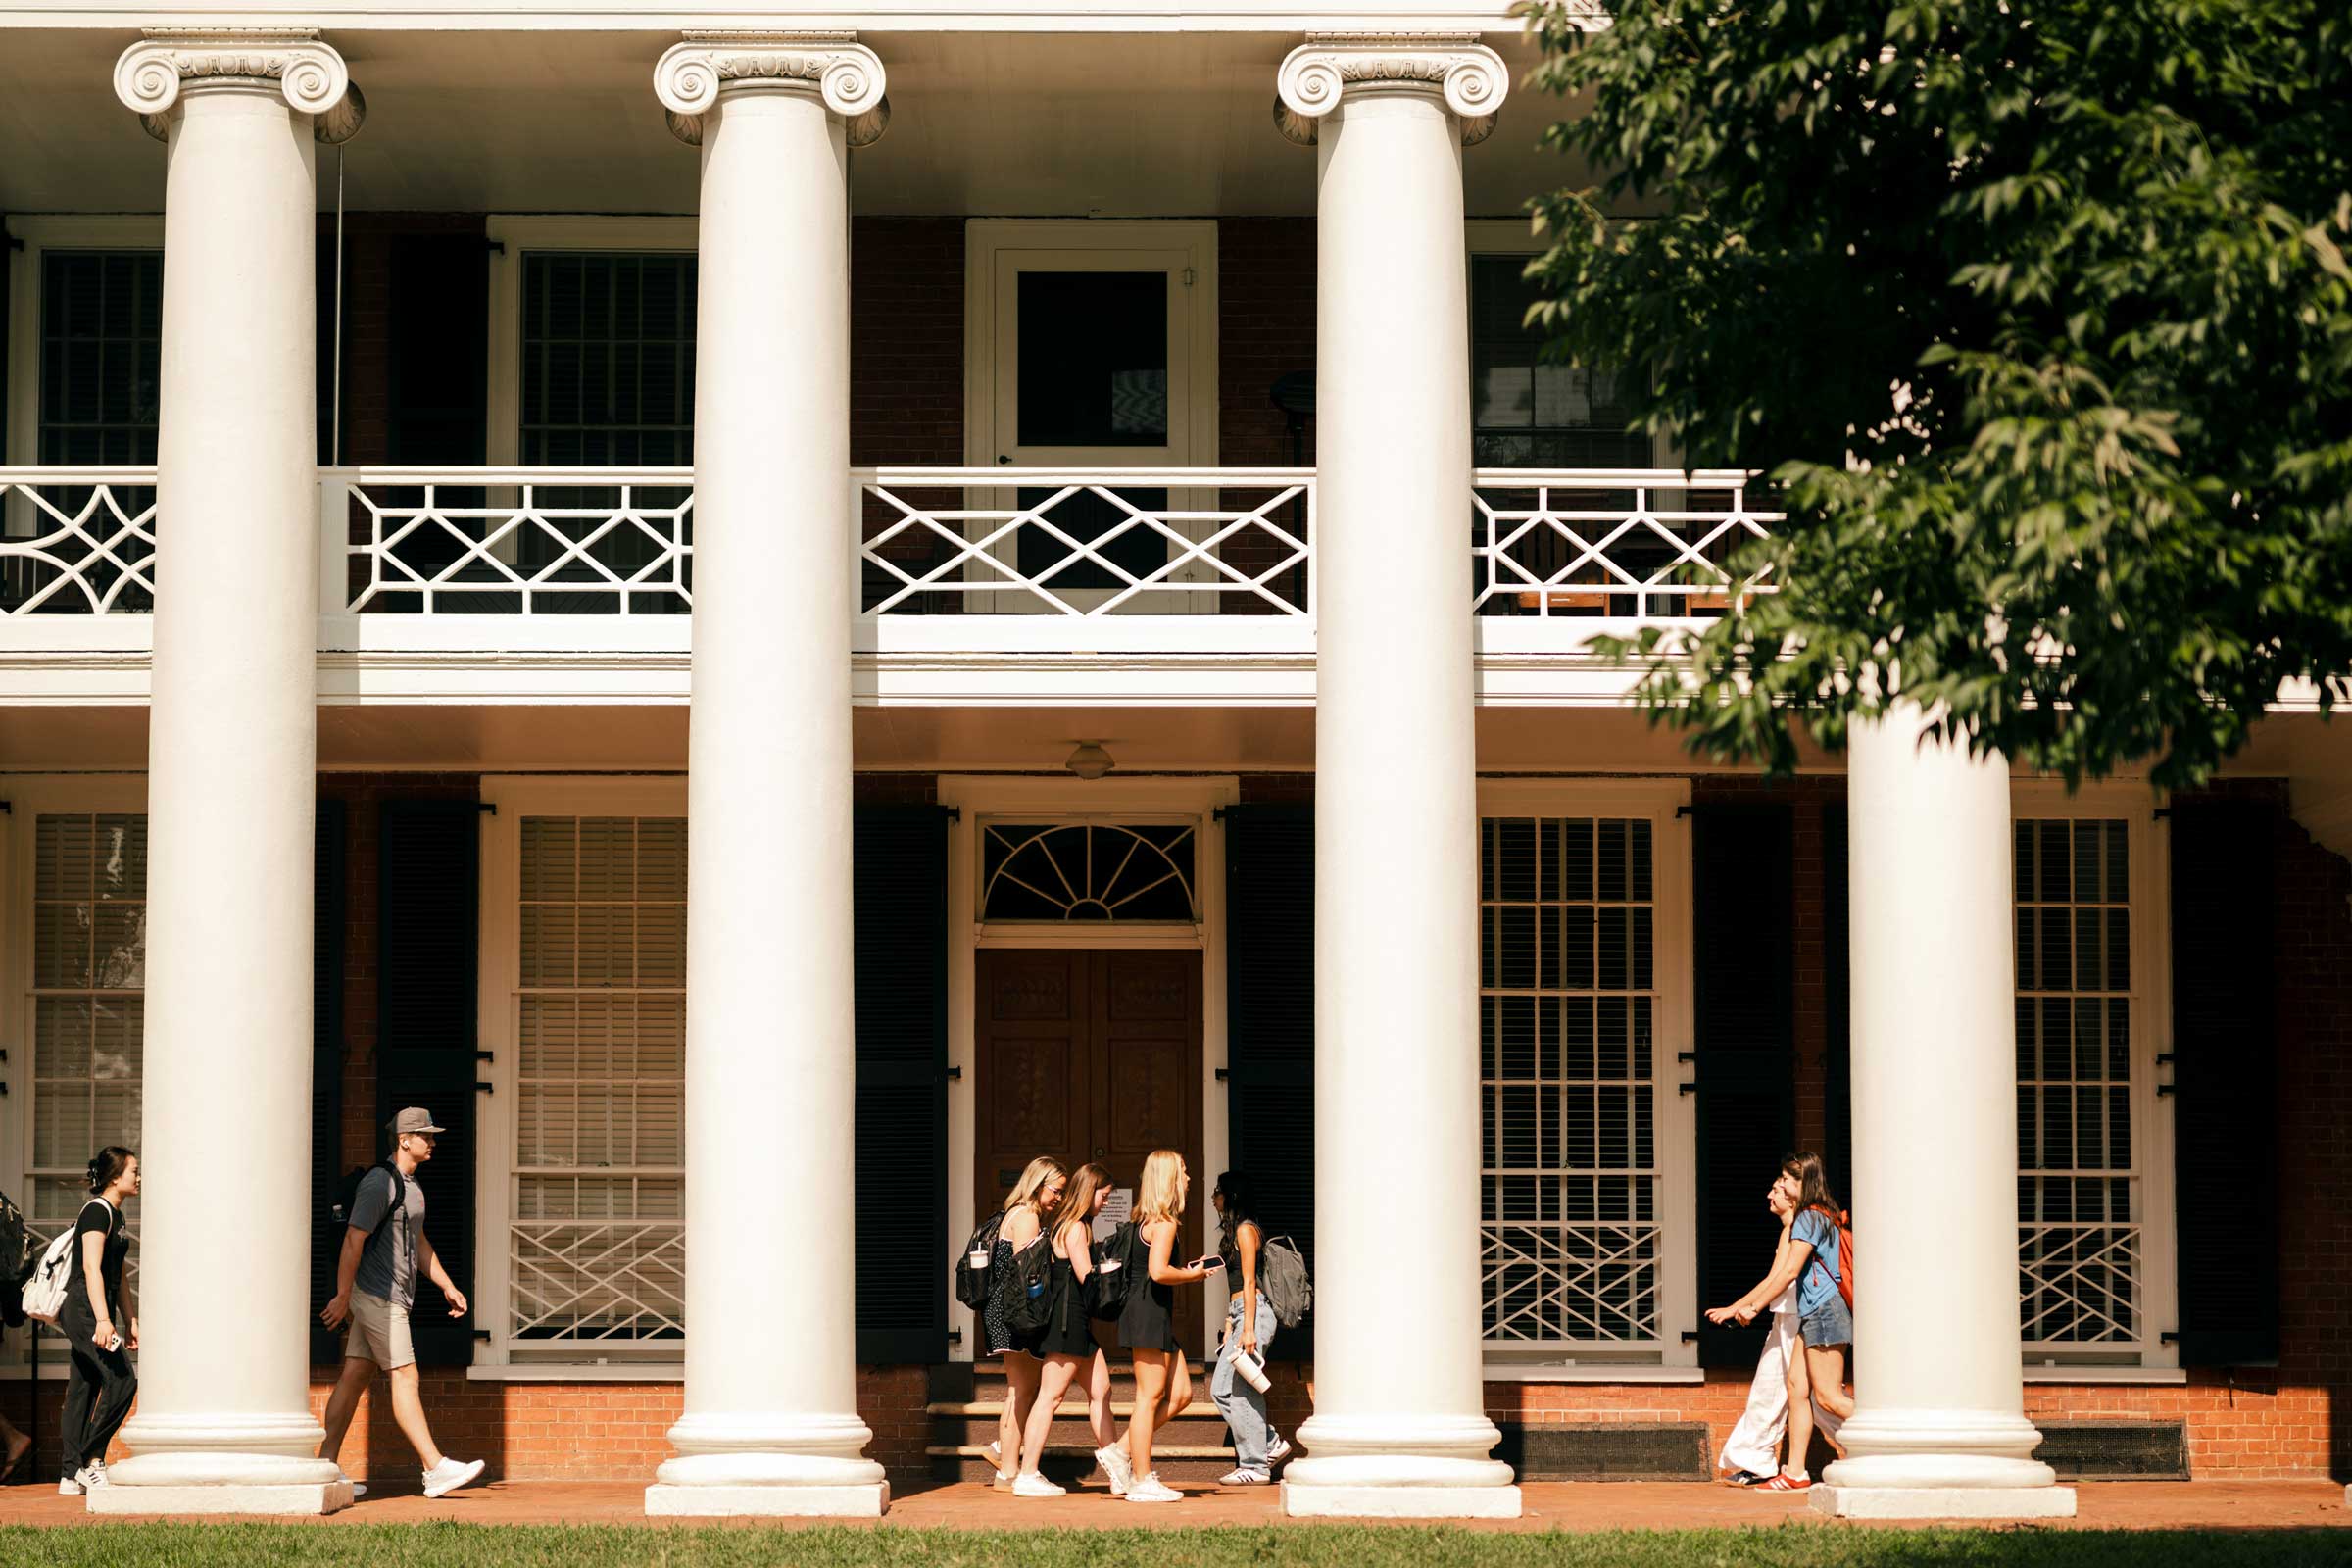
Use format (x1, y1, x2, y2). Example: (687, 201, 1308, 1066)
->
(1118, 1226, 1182, 1353)
(1034, 1243, 1099, 1359)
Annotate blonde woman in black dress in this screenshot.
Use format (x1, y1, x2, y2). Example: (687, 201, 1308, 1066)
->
(984, 1156, 1064, 1487)
(1119, 1149, 1216, 1504)
(1007, 1162, 1132, 1496)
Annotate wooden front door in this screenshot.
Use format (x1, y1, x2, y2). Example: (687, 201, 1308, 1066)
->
(975, 948, 1206, 1353)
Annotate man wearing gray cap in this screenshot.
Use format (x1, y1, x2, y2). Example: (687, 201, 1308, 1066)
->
(316, 1106, 485, 1499)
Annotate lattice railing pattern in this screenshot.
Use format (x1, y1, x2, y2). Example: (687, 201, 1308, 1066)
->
(859, 467, 1311, 615)
(339, 470, 694, 615)
(2020, 1221, 2142, 1345)
(1472, 469, 1780, 618)
(0, 470, 158, 614)
(1482, 1222, 1661, 1343)
(510, 1220, 685, 1342)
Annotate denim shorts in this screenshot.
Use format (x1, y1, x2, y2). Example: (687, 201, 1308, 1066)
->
(1798, 1291, 1853, 1348)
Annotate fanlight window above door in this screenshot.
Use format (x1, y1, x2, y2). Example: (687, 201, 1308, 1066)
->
(980, 822, 1200, 923)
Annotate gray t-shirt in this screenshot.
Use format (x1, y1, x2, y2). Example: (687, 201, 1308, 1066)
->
(348, 1165, 425, 1308)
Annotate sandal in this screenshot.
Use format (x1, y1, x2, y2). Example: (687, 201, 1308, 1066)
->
(1756, 1473, 1812, 1492)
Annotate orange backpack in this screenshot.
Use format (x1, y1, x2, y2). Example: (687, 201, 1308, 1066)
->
(1811, 1207, 1855, 1311)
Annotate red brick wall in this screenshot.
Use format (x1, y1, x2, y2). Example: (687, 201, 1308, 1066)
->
(1217, 219, 1316, 468)
(851, 219, 964, 467)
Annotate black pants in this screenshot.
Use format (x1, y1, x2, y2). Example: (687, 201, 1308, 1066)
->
(59, 1304, 136, 1473)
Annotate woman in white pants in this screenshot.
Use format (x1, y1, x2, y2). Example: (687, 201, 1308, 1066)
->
(1709, 1175, 1845, 1486)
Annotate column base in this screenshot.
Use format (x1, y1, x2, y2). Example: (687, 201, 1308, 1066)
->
(1282, 1480, 1522, 1519)
(1810, 1485, 2076, 1521)
(88, 1481, 354, 1517)
(645, 1482, 888, 1518)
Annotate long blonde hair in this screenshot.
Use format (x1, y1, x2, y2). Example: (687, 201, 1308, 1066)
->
(1058, 1162, 1111, 1250)
(1003, 1155, 1066, 1217)
(1135, 1149, 1188, 1226)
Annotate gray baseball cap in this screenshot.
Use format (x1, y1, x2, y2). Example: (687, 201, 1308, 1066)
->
(390, 1106, 447, 1137)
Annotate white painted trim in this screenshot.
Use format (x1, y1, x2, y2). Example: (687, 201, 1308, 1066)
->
(473, 773, 689, 1367)
(936, 771, 1239, 1359)
(2021, 1363, 2188, 1385)
(1474, 777, 1696, 1365)
(2009, 780, 2176, 1368)
(482, 217, 701, 467)
(3, 217, 166, 471)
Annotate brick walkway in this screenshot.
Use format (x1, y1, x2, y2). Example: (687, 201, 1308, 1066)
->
(0, 1479, 2343, 1531)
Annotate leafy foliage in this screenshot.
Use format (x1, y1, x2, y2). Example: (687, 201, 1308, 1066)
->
(1520, 0, 2352, 786)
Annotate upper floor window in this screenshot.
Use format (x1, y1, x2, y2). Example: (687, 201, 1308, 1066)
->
(519, 253, 697, 467)
(1470, 254, 1651, 470)
(37, 252, 163, 466)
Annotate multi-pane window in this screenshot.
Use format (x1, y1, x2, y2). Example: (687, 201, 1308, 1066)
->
(1480, 816, 1660, 1344)
(38, 252, 163, 466)
(512, 816, 686, 1343)
(1470, 255, 1652, 471)
(28, 814, 146, 1285)
(2014, 817, 2141, 1346)
(519, 253, 696, 467)
(979, 821, 1199, 923)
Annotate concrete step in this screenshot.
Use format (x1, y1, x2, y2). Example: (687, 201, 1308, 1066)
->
(932, 1403, 1231, 1450)
(927, 1443, 1267, 1487)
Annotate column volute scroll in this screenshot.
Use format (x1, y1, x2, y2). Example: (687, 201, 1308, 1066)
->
(655, 31, 891, 149)
(115, 29, 366, 144)
(1272, 32, 1509, 147)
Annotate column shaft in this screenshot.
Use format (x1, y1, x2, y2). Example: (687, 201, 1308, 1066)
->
(1286, 76, 1516, 1520)
(647, 60, 886, 1519)
(1814, 702, 2073, 1519)
(100, 76, 345, 1514)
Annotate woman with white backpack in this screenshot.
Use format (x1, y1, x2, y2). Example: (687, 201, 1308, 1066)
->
(55, 1146, 139, 1495)
(1206, 1171, 1292, 1486)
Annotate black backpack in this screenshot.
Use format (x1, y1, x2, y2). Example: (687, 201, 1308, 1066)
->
(954, 1209, 1008, 1312)
(995, 1234, 1055, 1335)
(1086, 1221, 1143, 1321)
(331, 1163, 407, 1262)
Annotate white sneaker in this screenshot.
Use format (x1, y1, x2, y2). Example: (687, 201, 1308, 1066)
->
(1219, 1466, 1272, 1486)
(422, 1457, 485, 1498)
(1266, 1434, 1294, 1465)
(58, 1465, 91, 1496)
(1011, 1471, 1066, 1498)
(1095, 1443, 1134, 1495)
(1125, 1473, 1181, 1503)
(85, 1459, 108, 1488)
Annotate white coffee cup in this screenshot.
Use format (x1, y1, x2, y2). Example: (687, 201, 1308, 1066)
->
(967, 1250, 990, 1268)
(1233, 1349, 1271, 1394)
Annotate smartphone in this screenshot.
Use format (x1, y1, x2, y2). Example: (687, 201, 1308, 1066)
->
(1194, 1255, 1224, 1271)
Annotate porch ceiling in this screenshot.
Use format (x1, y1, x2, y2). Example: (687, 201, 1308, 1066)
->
(0, 29, 1589, 218)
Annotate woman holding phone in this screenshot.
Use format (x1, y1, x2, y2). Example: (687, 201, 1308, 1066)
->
(1207, 1171, 1291, 1485)
(1119, 1149, 1215, 1503)
(1705, 1152, 1854, 1491)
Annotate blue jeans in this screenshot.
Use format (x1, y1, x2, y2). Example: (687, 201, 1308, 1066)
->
(1210, 1296, 1279, 1470)
(1799, 1290, 1853, 1348)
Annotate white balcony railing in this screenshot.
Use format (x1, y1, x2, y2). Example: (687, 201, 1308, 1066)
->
(4, 464, 1785, 636)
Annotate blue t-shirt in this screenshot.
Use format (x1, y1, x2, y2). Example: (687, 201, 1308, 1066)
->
(1792, 1209, 1842, 1317)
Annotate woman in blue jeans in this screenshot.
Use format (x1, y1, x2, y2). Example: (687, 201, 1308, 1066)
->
(1207, 1172, 1292, 1486)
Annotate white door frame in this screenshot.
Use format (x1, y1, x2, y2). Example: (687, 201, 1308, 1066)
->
(939, 772, 1239, 1360)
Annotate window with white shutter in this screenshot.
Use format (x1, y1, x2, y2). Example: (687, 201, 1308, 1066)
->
(1480, 815, 1662, 1346)
(510, 815, 686, 1344)
(27, 813, 146, 1288)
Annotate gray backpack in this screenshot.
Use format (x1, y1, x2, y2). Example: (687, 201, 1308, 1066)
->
(1257, 1233, 1312, 1328)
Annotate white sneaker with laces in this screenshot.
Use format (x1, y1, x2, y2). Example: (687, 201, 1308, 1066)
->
(1095, 1443, 1134, 1495)
(422, 1457, 485, 1498)
(1125, 1473, 1181, 1503)
(86, 1459, 108, 1488)
(1011, 1471, 1066, 1498)
(1218, 1466, 1272, 1486)
(58, 1465, 91, 1497)
(1265, 1434, 1293, 1465)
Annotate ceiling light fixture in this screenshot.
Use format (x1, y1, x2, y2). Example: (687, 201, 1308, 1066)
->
(1065, 741, 1114, 781)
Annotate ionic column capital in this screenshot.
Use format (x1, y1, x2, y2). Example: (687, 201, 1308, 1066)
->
(1274, 33, 1508, 147)
(115, 29, 365, 145)
(656, 32, 890, 148)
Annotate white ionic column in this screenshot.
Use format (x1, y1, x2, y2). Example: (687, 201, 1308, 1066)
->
(645, 33, 890, 1520)
(1275, 35, 1519, 1521)
(95, 33, 363, 1518)
(1813, 702, 2074, 1520)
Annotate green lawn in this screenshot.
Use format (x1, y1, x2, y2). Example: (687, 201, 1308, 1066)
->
(3, 1526, 2348, 1568)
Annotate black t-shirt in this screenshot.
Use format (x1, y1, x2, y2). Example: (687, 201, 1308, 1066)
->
(64, 1199, 126, 1318)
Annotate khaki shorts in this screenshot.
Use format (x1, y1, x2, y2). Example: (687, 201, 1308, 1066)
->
(344, 1291, 415, 1372)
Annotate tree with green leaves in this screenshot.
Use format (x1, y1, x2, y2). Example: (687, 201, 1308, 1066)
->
(1519, 0, 2352, 787)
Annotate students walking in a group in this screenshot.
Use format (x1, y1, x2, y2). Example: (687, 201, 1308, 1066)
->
(317, 1108, 485, 1499)
(1207, 1171, 1291, 1486)
(1119, 1149, 1217, 1504)
(56, 1147, 138, 1495)
(1706, 1152, 1855, 1492)
(985, 1155, 1065, 1487)
(1710, 1171, 1844, 1487)
(1007, 1161, 1132, 1497)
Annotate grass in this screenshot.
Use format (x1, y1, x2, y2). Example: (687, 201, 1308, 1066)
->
(2, 1526, 2348, 1568)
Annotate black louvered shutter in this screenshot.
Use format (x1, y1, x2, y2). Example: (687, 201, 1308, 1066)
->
(1691, 803, 1796, 1367)
(1223, 805, 1315, 1360)
(311, 799, 348, 1366)
(376, 800, 481, 1366)
(853, 805, 951, 1363)
(1822, 805, 1852, 1200)
(2170, 803, 2281, 1365)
